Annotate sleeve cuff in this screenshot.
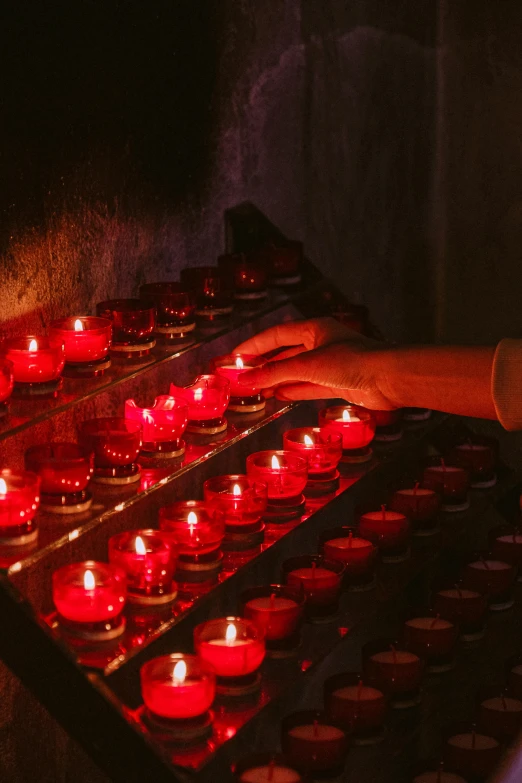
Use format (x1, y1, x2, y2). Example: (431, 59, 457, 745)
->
(492, 338, 522, 431)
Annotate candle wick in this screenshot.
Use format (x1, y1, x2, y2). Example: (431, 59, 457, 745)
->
(313, 719, 319, 738)
(430, 614, 440, 630)
(268, 759, 275, 782)
(437, 763, 443, 783)
(390, 644, 397, 665)
(311, 561, 316, 585)
(348, 530, 353, 548)
(270, 592, 276, 611)
(413, 482, 419, 497)
(472, 729, 476, 749)
(481, 557, 491, 571)
(456, 583, 463, 600)
(440, 457, 446, 471)
(357, 678, 363, 701)
(502, 693, 508, 710)
(381, 503, 386, 522)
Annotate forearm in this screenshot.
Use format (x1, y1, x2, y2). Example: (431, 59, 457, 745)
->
(372, 345, 497, 420)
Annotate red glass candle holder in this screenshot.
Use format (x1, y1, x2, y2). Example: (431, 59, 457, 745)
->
(240, 584, 305, 657)
(5, 336, 65, 397)
(389, 483, 441, 536)
(170, 374, 230, 435)
(449, 441, 497, 489)
(247, 450, 308, 522)
(96, 299, 156, 357)
(477, 688, 522, 741)
(324, 673, 386, 744)
(403, 614, 458, 673)
(432, 585, 487, 643)
(159, 500, 224, 588)
(48, 316, 112, 377)
(506, 655, 522, 699)
(204, 474, 267, 552)
(78, 417, 142, 485)
(0, 469, 40, 545)
(443, 723, 501, 781)
(109, 529, 177, 605)
(141, 653, 215, 735)
(218, 253, 268, 301)
(423, 463, 470, 512)
(362, 638, 423, 709)
(194, 616, 265, 696)
(371, 408, 403, 443)
(461, 556, 516, 611)
(281, 710, 348, 778)
(253, 241, 303, 287)
(234, 754, 306, 783)
(52, 560, 127, 640)
(139, 282, 196, 339)
(24, 443, 94, 515)
(489, 525, 522, 574)
(331, 307, 365, 334)
(211, 354, 266, 413)
(283, 427, 342, 495)
(125, 395, 188, 459)
(319, 526, 377, 591)
(180, 266, 234, 320)
(403, 407, 432, 423)
(318, 405, 375, 464)
(358, 506, 411, 563)
(282, 555, 344, 622)
(0, 358, 14, 417)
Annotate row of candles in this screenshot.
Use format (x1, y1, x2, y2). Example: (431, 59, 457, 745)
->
(0, 245, 303, 397)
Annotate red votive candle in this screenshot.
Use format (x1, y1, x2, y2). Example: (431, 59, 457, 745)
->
(489, 525, 522, 572)
(24, 443, 94, 514)
(180, 266, 234, 320)
(412, 767, 467, 783)
(246, 451, 308, 503)
(450, 441, 497, 489)
(507, 656, 522, 699)
(319, 527, 376, 590)
(282, 555, 344, 621)
(139, 282, 196, 339)
(358, 505, 411, 562)
(170, 374, 230, 435)
(478, 690, 522, 740)
(0, 469, 40, 545)
(253, 241, 303, 286)
(461, 557, 516, 610)
(211, 354, 266, 413)
(241, 584, 305, 654)
(281, 710, 348, 777)
(218, 253, 268, 301)
(48, 316, 112, 376)
(371, 408, 403, 442)
(124, 395, 188, 458)
(0, 359, 14, 415)
(324, 673, 386, 742)
(283, 428, 342, 495)
(52, 560, 127, 640)
(318, 405, 375, 463)
(389, 483, 440, 535)
(78, 417, 142, 485)
(363, 639, 423, 708)
(235, 754, 305, 783)
(141, 653, 215, 721)
(108, 529, 177, 605)
(423, 462, 470, 512)
(204, 475, 267, 530)
(96, 299, 156, 356)
(432, 586, 487, 642)
(194, 617, 265, 692)
(444, 725, 501, 780)
(5, 336, 65, 394)
(403, 615, 457, 672)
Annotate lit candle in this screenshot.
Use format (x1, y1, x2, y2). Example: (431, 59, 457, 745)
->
(324, 674, 386, 738)
(363, 640, 423, 707)
(140, 654, 215, 720)
(283, 428, 342, 477)
(139, 282, 196, 337)
(283, 556, 343, 620)
(0, 469, 40, 545)
(461, 558, 515, 609)
(444, 729, 500, 780)
(24, 443, 94, 514)
(194, 617, 265, 678)
(478, 693, 522, 740)
(403, 616, 457, 671)
(159, 502, 225, 587)
(96, 299, 156, 356)
(358, 506, 411, 562)
(211, 354, 267, 412)
(52, 560, 127, 639)
(423, 462, 470, 511)
(246, 451, 308, 502)
(124, 395, 188, 457)
(318, 405, 375, 461)
(204, 475, 267, 530)
(78, 417, 142, 484)
(48, 316, 112, 376)
(320, 528, 376, 590)
(171, 374, 230, 433)
(108, 530, 176, 605)
(5, 336, 65, 391)
(281, 711, 348, 777)
(241, 585, 305, 648)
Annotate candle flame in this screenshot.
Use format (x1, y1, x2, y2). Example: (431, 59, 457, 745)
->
(172, 659, 187, 684)
(83, 569, 95, 590)
(225, 623, 237, 643)
(342, 409, 351, 422)
(187, 511, 198, 526)
(303, 434, 314, 446)
(271, 455, 280, 470)
(135, 535, 147, 555)
(0, 479, 6, 495)
(194, 388, 203, 401)
(232, 483, 242, 496)
(28, 339, 38, 351)
(235, 356, 244, 370)
(74, 319, 84, 332)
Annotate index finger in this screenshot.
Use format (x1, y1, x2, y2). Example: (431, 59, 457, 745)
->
(234, 321, 309, 356)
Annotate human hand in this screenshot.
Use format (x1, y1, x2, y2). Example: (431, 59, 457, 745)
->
(234, 317, 397, 410)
